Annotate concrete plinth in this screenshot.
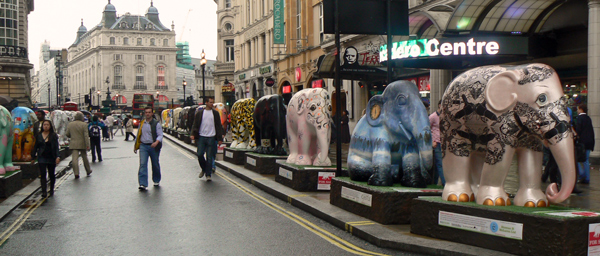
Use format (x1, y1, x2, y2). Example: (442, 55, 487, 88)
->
(244, 152, 287, 174)
(330, 177, 442, 224)
(275, 162, 347, 192)
(0, 170, 23, 198)
(59, 148, 71, 160)
(13, 162, 39, 179)
(410, 197, 600, 256)
(223, 147, 254, 165)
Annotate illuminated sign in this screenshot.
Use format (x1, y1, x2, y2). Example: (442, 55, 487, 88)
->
(282, 85, 291, 94)
(295, 67, 302, 82)
(239, 73, 246, 80)
(380, 37, 528, 62)
(259, 66, 272, 75)
(222, 84, 235, 93)
(312, 79, 324, 88)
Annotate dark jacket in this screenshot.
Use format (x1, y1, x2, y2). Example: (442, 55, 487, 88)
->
(575, 113, 595, 151)
(32, 132, 60, 163)
(191, 109, 224, 140)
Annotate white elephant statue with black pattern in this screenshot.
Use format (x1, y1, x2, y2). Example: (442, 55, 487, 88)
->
(440, 63, 575, 207)
(286, 88, 332, 166)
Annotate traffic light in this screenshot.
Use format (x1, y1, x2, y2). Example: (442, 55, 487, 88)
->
(85, 95, 90, 104)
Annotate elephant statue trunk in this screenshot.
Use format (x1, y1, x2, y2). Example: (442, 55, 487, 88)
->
(545, 136, 576, 204)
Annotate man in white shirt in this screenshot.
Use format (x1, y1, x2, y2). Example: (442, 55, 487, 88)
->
(105, 114, 115, 140)
(191, 97, 224, 181)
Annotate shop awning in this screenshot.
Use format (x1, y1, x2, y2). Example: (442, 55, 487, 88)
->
(157, 95, 169, 102)
(111, 95, 127, 104)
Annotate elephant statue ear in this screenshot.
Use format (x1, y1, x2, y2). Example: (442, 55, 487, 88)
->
(485, 70, 520, 113)
(366, 95, 385, 127)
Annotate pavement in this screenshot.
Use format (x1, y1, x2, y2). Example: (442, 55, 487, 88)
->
(1, 135, 599, 255)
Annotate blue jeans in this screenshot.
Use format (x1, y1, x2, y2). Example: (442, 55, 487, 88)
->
(577, 149, 591, 183)
(138, 144, 161, 186)
(197, 136, 217, 176)
(433, 143, 445, 185)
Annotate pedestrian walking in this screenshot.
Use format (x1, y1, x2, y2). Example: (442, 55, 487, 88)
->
(113, 115, 124, 136)
(66, 111, 92, 179)
(340, 110, 351, 144)
(574, 104, 595, 184)
(101, 116, 110, 141)
(105, 114, 115, 140)
(133, 106, 163, 190)
(191, 97, 224, 182)
(429, 100, 445, 186)
(31, 120, 60, 198)
(125, 115, 136, 141)
(88, 116, 105, 162)
(33, 110, 47, 140)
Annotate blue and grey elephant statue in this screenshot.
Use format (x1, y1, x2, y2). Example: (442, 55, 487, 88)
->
(253, 95, 287, 155)
(348, 80, 433, 187)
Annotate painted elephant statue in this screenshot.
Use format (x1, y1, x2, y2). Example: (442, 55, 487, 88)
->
(0, 106, 14, 174)
(178, 106, 191, 132)
(286, 88, 332, 166)
(440, 63, 575, 207)
(348, 80, 433, 187)
(161, 109, 170, 128)
(11, 107, 37, 162)
(253, 95, 287, 155)
(230, 98, 256, 149)
(186, 105, 199, 132)
(172, 107, 182, 131)
(51, 110, 70, 146)
(214, 103, 229, 133)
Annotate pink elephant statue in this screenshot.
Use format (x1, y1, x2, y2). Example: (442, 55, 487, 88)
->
(286, 88, 332, 166)
(440, 63, 575, 207)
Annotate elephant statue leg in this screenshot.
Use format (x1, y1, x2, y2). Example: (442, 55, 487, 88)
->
(442, 152, 476, 202)
(313, 125, 332, 166)
(514, 148, 547, 207)
(1, 131, 14, 173)
(286, 117, 298, 164)
(367, 143, 393, 186)
(230, 119, 239, 148)
(236, 125, 248, 149)
(477, 147, 515, 206)
(296, 121, 313, 165)
(400, 146, 427, 188)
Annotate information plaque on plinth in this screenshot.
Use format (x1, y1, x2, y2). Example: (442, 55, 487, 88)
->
(411, 197, 600, 256)
(223, 147, 254, 165)
(244, 153, 287, 174)
(13, 162, 39, 179)
(275, 162, 347, 192)
(330, 177, 442, 224)
(0, 170, 22, 198)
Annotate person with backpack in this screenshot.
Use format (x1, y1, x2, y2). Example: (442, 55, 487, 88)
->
(88, 116, 105, 162)
(134, 106, 163, 190)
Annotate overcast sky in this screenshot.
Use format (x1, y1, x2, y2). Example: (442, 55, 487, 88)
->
(28, 0, 218, 72)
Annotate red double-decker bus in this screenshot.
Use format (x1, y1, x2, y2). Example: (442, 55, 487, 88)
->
(132, 93, 154, 128)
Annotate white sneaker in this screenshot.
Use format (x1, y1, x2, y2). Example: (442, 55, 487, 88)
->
(199, 171, 205, 178)
(138, 185, 147, 190)
(154, 182, 160, 187)
(206, 175, 212, 181)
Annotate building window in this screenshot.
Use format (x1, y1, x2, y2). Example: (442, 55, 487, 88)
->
(136, 55, 144, 61)
(157, 55, 165, 61)
(319, 3, 324, 44)
(113, 54, 122, 61)
(123, 37, 129, 45)
(0, 2, 18, 46)
(296, 0, 301, 44)
(225, 0, 231, 8)
(150, 38, 155, 46)
(110, 37, 116, 45)
(114, 65, 123, 87)
(137, 38, 142, 46)
(163, 39, 168, 46)
(157, 66, 165, 87)
(135, 66, 145, 88)
(225, 40, 234, 62)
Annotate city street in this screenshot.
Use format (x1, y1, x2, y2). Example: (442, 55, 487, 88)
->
(0, 133, 413, 256)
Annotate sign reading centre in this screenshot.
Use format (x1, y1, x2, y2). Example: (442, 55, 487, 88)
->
(380, 37, 529, 62)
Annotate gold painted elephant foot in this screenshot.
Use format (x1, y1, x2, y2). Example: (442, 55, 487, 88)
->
(478, 186, 511, 206)
(443, 183, 475, 202)
(514, 189, 548, 207)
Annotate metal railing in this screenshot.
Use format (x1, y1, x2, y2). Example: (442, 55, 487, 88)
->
(155, 85, 168, 90)
(112, 85, 126, 90)
(133, 84, 147, 90)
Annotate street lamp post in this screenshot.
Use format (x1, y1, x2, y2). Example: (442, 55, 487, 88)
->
(55, 54, 62, 106)
(47, 85, 51, 108)
(116, 93, 119, 108)
(182, 77, 187, 107)
(97, 90, 101, 108)
(200, 49, 207, 105)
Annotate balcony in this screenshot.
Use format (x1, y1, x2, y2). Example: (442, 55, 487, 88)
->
(112, 85, 126, 90)
(155, 85, 168, 90)
(214, 62, 234, 74)
(133, 84, 147, 90)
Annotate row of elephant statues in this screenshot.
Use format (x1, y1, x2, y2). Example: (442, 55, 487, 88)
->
(0, 106, 77, 174)
(161, 63, 575, 209)
(161, 103, 229, 134)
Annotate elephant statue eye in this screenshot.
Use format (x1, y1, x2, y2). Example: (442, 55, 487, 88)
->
(397, 95, 407, 105)
(536, 93, 548, 106)
(310, 105, 317, 111)
(328, 105, 332, 112)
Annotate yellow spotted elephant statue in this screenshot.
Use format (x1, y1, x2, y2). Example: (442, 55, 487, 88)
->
(230, 98, 256, 149)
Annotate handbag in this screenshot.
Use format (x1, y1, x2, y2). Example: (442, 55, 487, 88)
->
(575, 139, 587, 163)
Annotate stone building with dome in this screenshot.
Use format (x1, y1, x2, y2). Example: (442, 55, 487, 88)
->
(65, 0, 177, 110)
